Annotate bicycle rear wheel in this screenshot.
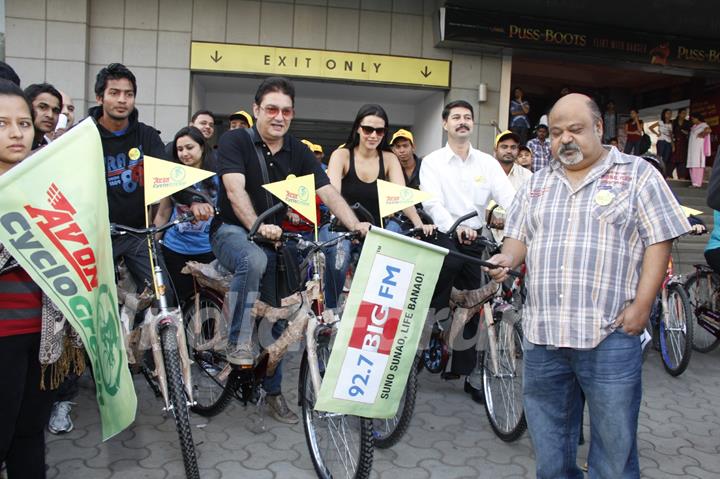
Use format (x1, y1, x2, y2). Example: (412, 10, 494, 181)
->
(299, 331, 373, 479)
(482, 320, 527, 442)
(183, 289, 234, 416)
(684, 271, 720, 353)
(659, 283, 693, 376)
(160, 324, 200, 479)
(372, 355, 419, 448)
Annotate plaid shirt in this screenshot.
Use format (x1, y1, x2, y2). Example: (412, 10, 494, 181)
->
(526, 138, 552, 172)
(504, 147, 691, 349)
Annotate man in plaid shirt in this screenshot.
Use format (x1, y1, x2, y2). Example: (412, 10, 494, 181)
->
(526, 124, 551, 172)
(487, 94, 690, 479)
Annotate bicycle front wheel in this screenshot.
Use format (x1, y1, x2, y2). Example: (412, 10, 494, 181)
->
(299, 332, 373, 479)
(482, 320, 527, 442)
(372, 355, 419, 448)
(183, 289, 234, 416)
(684, 271, 720, 353)
(659, 283, 694, 376)
(160, 324, 200, 479)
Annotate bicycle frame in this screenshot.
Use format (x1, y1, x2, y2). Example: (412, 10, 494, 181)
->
(113, 221, 196, 410)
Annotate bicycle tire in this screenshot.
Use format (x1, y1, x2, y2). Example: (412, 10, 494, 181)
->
(182, 289, 235, 416)
(299, 333, 374, 479)
(160, 324, 200, 479)
(659, 283, 694, 376)
(482, 320, 527, 442)
(422, 330, 448, 374)
(684, 271, 720, 353)
(372, 355, 419, 449)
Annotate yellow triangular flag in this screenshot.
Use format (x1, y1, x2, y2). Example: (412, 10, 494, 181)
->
(143, 155, 215, 206)
(681, 205, 703, 217)
(262, 174, 317, 226)
(377, 179, 432, 218)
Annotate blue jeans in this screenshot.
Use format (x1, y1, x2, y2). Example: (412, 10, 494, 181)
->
(319, 219, 403, 309)
(210, 223, 272, 347)
(523, 330, 642, 479)
(262, 320, 286, 395)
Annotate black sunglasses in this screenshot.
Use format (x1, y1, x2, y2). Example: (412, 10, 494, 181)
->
(359, 125, 386, 136)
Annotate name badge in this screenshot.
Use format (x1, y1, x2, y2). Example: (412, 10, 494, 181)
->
(595, 190, 615, 206)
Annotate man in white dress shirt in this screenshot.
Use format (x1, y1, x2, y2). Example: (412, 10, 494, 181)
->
(419, 100, 516, 393)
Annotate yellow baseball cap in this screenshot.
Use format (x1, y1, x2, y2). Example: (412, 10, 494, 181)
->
(494, 130, 521, 149)
(301, 139, 314, 150)
(229, 110, 253, 127)
(311, 143, 323, 154)
(390, 128, 414, 145)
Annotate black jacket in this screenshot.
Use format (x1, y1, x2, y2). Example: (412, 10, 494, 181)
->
(89, 106, 167, 228)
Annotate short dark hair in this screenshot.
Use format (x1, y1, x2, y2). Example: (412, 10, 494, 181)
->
(442, 100, 474, 120)
(692, 112, 705, 122)
(191, 109, 214, 122)
(23, 83, 62, 109)
(94, 63, 137, 97)
(254, 76, 295, 106)
(609, 137, 618, 143)
(0, 62, 21, 86)
(0, 79, 33, 120)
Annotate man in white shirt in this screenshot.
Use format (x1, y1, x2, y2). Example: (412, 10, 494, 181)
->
(421, 101, 516, 238)
(494, 130, 533, 190)
(488, 130, 532, 243)
(419, 100, 516, 394)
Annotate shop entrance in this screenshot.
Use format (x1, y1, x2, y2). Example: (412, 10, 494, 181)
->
(510, 55, 695, 141)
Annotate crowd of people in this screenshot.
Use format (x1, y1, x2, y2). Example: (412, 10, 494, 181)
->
(510, 88, 716, 190)
(0, 58, 716, 479)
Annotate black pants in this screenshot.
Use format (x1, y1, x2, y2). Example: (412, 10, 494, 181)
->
(0, 333, 56, 479)
(112, 233, 176, 306)
(161, 245, 215, 303)
(426, 233, 487, 376)
(705, 248, 720, 274)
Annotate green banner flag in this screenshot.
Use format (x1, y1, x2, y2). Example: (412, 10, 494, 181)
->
(0, 118, 137, 440)
(315, 227, 447, 418)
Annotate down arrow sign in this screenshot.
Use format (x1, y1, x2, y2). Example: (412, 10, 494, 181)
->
(210, 50, 223, 63)
(420, 66, 432, 78)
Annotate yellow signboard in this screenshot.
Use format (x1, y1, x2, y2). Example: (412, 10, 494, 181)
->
(191, 42, 451, 89)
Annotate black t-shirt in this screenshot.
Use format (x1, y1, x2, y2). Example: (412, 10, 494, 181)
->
(216, 126, 330, 227)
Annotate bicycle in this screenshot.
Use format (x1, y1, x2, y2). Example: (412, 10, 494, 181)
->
(418, 210, 528, 442)
(111, 214, 200, 479)
(684, 263, 720, 353)
(182, 202, 374, 479)
(648, 250, 693, 376)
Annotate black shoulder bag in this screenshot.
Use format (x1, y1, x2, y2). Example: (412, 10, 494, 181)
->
(243, 129, 302, 307)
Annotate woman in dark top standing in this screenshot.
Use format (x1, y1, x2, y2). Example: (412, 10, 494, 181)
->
(672, 107, 691, 180)
(624, 108, 644, 155)
(320, 104, 433, 309)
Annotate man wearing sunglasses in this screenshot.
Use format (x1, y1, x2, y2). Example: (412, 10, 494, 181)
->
(211, 76, 369, 423)
(419, 100, 516, 400)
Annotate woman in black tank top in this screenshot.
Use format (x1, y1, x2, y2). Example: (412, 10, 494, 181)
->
(320, 104, 434, 309)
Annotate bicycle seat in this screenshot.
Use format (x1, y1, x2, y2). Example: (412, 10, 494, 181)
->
(694, 264, 716, 274)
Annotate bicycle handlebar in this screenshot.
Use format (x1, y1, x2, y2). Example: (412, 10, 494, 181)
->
(447, 211, 479, 236)
(110, 212, 195, 237)
(330, 202, 375, 232)
(247, 202, 287, 239)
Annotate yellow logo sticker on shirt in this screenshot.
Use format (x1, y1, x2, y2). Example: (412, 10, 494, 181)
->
(474, 175, 486, 184)
(128, 148, 141, 161)
(595, 190, 615, 206)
